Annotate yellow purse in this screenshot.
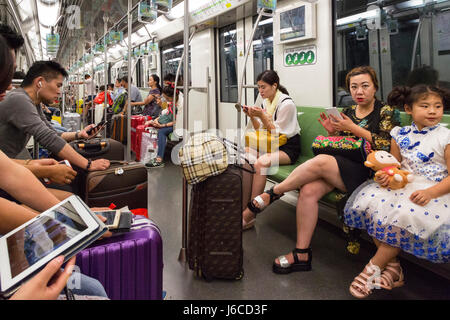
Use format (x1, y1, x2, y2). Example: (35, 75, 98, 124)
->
(245, 130, 287, 153)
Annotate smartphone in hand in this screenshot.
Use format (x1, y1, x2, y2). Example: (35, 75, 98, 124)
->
(86, 120, 107, 136)
(325, 107, 344, 122)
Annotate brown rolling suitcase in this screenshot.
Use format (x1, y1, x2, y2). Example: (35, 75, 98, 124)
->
(111, 114, 127, 144)
(188, 156, 253, 281)
(82, 161, 147, 210)
(70, 138, 124, 160)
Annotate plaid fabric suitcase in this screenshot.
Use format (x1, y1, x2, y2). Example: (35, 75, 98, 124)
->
(188, 161, 253, 281)
(81, 161, 147, 210)
(76, 216, 163, 300)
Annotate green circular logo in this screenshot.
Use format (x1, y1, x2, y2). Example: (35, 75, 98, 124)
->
(285, 54, 294, 65)
(299, 52, 306, 65)
(306, 51, 315, 64)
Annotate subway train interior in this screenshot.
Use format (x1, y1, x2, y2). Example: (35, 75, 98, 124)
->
(0, 0, 450, 303)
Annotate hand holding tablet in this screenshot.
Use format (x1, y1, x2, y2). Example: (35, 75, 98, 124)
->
(0, 195, 107, 298)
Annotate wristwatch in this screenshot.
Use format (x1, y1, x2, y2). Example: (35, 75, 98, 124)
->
(85, 159, 92, 171)
(75, 130, 80, 140)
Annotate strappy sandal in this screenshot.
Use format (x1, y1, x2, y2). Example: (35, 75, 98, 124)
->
(272, 248, 312, 274)
(349, 260, 382, 299)
(247, 186, 284, 215)
(379, 261, 405, 290)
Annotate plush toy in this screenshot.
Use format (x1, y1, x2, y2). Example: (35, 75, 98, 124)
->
(364, 150, 413, 190)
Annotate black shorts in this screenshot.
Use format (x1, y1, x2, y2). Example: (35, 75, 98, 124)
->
(334, 155, 372, 194)
(279, 134, 301, 164)
(0, 189, 21, 204)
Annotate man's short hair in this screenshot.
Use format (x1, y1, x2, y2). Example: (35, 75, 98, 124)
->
(84, 74, 91, 79)
(121, 76, 133, 83)
(21, 61, 68, 87)
(0, 24, 24, 50)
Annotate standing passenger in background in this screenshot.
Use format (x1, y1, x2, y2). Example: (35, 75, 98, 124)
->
(111, 78, 126, 102)
(246, 66, 400, 274)
(120, 76, 143, 115)
(242, 70, 301, 230)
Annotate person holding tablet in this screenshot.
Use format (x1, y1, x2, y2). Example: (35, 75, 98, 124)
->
(245, 66, 400, 274)
(0, 34, 108, 300)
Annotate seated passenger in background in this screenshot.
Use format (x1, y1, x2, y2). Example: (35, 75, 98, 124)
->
(0, 60, 110, 173)
(242, 70, 301, 230)
(144, 84, 180, 168)
(345, 85, 450, 298)
(245, 66, 400, 274)
(0, 25, 81, 200)
(131, 74, 162, 119)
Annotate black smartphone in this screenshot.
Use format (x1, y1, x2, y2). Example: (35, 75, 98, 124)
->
(86, 120, 107, 135)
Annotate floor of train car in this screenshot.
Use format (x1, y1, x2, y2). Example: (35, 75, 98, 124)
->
(146, 161, 450, 300)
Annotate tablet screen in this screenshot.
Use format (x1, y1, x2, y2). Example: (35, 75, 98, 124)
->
(6, 201, 87, 278)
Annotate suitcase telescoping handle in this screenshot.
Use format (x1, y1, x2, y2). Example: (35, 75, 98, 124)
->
(73, 139, 111, 158)
(222, 138, 255, 175)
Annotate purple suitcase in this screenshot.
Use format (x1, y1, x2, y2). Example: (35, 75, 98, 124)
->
(76, 216, 163, 300)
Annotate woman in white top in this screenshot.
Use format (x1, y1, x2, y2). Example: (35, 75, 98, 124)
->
(242, 70, 301, 230)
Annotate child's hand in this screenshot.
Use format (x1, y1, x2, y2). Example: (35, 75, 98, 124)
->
(410, 189, 433, 206)
(374, 171, 390, 188)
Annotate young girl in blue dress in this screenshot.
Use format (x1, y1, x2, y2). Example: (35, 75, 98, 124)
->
(344, 84, 450, 298)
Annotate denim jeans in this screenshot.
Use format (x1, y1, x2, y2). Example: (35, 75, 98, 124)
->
(66, 272, 108, 298)
(157, 126, 173, 159)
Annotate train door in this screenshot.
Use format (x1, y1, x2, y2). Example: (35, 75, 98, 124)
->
(216, 22, 243, 132)
(216, 14, 274, 133)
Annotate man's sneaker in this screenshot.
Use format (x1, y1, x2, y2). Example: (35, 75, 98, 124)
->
(145, 159, 165, 168)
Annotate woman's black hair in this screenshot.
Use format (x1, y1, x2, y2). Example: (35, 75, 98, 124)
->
(162, 84, 179, 102)
(0, 35, 14, 94)
(388, 84, 450, 110)
(256, 70, 289, 95)
(150, 74, 162, 92)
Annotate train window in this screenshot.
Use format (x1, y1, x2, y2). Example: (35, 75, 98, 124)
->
(334, 0, 450, 113)
(253, 15, 274, 100)
(161, 41, 190, 82)
(219, 24, 238, 103)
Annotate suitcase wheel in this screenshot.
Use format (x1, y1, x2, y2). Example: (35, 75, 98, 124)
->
(235, 270, 244, 280)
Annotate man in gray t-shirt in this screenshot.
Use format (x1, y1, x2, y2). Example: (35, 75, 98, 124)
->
(0, 61, 110, 172)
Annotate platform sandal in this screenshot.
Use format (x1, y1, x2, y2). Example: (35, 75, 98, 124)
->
(272, 248, 312, 274)
(380, 261, 405, 290)
(247, 186, 284, 215)
(349, 260, 383, 299)
(243, 186, 284, 230)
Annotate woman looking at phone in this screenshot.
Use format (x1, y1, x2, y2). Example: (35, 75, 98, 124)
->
(243, 66, 400, 274)
(242, 70, 301, 230)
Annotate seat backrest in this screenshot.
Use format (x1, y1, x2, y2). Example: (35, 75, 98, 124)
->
(296, 106, 450, 159)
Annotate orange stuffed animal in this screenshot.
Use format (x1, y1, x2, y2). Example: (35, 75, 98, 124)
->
(364, 151, 413, 190)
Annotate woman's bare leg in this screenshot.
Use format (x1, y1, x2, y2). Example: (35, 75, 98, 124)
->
(274, 179, 334, 265)
(252, 155, 347, 213)
(242, 151, 291, 223)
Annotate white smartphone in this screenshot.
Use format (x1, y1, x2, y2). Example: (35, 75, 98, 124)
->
(97, 210, 121, 230)
(325, 107, 344, 121)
